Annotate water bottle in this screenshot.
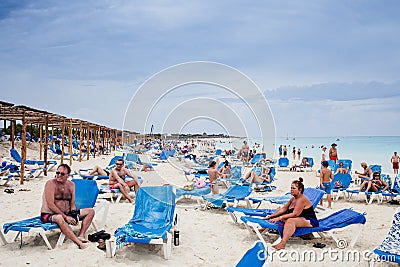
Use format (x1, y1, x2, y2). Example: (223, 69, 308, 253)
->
(174, 229, 179, 246)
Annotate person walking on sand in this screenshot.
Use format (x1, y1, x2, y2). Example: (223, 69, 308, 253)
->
(240, 141, 250, 164)
(329, 143, 338, 163)
(319, 161, 334, 209)
(109, 158, 141, 203)
(391, 152, 399, 174)
(297, 148, 301, 161)
(321, 146, 328, 163)
(283, 145, 288, 158)
(207, 160, 222, 194)
(292, 147, 296, 160)
(40, 164, 94, 249)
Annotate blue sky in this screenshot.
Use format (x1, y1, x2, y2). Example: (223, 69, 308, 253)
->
(1, 1, 399, 137)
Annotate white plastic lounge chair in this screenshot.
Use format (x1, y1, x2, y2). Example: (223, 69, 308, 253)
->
(346, 173, 390, 204)
(330, 173, 352, 201)
(227, 188, 325, 224)
(106, 186, 176, 259)
(10, 148, 56, 173)
(0, 179, 109, 249)
(242, 208, 366, 249)
(379, 174, 400, 204)
(202, 185, 252, 209)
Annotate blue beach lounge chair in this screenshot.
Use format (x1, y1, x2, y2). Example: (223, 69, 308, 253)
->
(330, 173, 352, 201)
(242, 208, 366, 249)
(106, 186, 176, 259)
(10, 148, 57, 172)
(0, 179, 109, 249)
(227, 188, 325, 224)
(277, 157, 290, 171)
(346, 173, 390, 204)
(202, 185, 252, 209)
(372, 208, 400, 265)
(380, 174, 400, 203)
(48, 145, 79, 160)
(236, 241, 268, 267)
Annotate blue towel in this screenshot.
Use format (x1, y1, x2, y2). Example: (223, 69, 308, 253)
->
(3, 216, 58, 234)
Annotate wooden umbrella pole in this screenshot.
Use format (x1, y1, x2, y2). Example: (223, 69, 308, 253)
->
(61, 121, 65, 164)
(21, 112, 26, 184)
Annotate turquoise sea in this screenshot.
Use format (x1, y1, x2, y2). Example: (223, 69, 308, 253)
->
(215, 136, 400, 175)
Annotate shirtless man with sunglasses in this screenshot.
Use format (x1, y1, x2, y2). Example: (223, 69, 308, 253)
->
(40, 164, 94, 249)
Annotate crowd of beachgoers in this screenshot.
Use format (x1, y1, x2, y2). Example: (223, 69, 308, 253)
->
(0, 137, 399, 266)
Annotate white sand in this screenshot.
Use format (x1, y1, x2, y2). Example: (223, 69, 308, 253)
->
(0, 141, 398, 267)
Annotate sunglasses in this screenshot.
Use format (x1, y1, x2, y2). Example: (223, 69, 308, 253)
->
(56, 171, 67, 176)
(115, 163, 123, 166)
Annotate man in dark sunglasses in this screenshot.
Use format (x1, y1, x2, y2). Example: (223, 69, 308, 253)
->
(109, 158, 140, 203)
(40, 164, 94, 249)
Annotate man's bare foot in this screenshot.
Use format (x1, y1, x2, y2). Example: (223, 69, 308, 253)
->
(272, 241, 286, 250)
(78, 236, 89, 243)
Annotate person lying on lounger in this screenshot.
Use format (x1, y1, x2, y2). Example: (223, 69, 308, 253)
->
(290, 158, 310, 171)
(40, 164, 94, 249)
(243, 164, 271, 183)
(264, 178, 318, 250)
(359, 171, 389, 192)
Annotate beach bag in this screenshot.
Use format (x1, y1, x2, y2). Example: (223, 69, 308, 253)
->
(334, 180, 343, 189)
(195, 180, 206, 188)
(183, 184, 195, 191)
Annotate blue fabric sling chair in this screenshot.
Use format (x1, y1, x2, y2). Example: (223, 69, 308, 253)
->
(227, 187, 325, 224)
(106, 186, 177, 259)
(0, 179, 108, 249)
(10, 148, 57, 173)
(236, 241, 268, 267)
(242, 208, 366, 249)
(202, 185, 252, 209)
(371, 208, 400, 265)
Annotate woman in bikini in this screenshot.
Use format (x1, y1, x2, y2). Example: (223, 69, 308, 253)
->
(243, 164, 271, 183)
(219, 160, 233, 178)
(264, 178, 318, 250)
(207, 160, 222, 194)
(359, 172, 389, 192)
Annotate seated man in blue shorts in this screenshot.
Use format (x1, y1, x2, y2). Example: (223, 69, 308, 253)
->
(319, 161, 333, 209)
(40, 164, 95, 249)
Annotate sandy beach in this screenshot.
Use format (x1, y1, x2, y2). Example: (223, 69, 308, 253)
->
(0, 141, 399, 267)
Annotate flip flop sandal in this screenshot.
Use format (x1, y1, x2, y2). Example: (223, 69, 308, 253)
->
(4, 189, 14, 194)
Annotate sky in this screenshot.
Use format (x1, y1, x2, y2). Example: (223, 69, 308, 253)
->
(1, 0, 399, 138)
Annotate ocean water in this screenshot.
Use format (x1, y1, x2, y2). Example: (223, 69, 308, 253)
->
(215, 136, 400, 175)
